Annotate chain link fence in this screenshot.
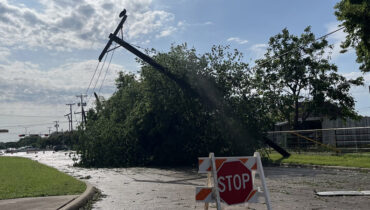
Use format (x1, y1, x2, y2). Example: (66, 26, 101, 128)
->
(267, 127, 370, 153)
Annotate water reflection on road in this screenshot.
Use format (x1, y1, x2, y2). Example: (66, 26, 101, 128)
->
(6, 151, 208, 210)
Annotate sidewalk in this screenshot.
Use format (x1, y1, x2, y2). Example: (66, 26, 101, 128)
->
(0, 195, 78, 210)
(0, 182, 96, 210)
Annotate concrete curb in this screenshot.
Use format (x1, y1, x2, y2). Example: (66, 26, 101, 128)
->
(58, 182, 97, 210)
(273, 163, 370, 172)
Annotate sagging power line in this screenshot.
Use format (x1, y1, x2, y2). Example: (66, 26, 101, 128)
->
(251, 26, 346, 70)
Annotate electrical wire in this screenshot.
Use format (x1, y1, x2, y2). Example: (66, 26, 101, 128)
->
(98, 44, 116, 95)
(0, 114, 62, 118)
(85, 61, 101, 96)
(0, 121, 69, 128)
(85, 53, 108, 105)
(92, 51, 109, 93)
(251, 26, 345, 70)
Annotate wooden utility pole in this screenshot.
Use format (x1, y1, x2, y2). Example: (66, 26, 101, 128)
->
(54, 121, 59, 133)
(64, 114, 70, 131)
(66, 103, 75, 131)
(76, 94, 87, 125)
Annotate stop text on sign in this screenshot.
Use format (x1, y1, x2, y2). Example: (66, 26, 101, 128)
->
(196, 153, 271, 209)
(216, 160, 253, 205)
(218, 173, 250, 192)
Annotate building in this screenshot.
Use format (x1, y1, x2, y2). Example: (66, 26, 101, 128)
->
(270, 116, 370, 150)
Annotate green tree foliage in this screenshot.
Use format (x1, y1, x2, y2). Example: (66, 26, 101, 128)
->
(335, 0, 370, 72)
(16, 135, 42, 148)
(0, 131, 79, 150)
(77, 44, 268, 167)
(255, 27, 364, 129)
(39, 131, 79, 149)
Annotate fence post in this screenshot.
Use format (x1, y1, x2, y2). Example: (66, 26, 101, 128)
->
(315, 130, 318, 150)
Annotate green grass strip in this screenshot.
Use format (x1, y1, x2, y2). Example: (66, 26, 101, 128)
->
(0, 157, 86, 200)
(268, 152, 370, 168)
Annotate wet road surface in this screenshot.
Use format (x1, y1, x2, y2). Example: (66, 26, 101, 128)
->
(7, 151, 370, 210)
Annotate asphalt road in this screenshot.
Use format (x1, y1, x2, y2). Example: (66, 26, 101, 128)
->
(7, 151, 370, 210)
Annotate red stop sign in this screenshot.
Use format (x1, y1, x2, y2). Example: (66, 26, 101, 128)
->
(217, 161, 253, 205)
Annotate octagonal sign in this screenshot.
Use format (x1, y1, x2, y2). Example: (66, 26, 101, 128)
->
(217, 160, 253, 205)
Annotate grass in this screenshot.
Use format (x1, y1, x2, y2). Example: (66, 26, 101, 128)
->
(0, 157, 86, 200)
(268, 152, 370, 168)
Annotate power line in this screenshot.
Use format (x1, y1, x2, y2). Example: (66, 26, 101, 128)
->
(316, 26, 345, 40)
(252, 26, 345, 70)
(85, 61, 101, 96)
(0, 114, 62, 118)
(0, 121, 69, 128)
(86, 52, 108, 105)
(92, 51, 109, 95)
(98, 44, 116, 94)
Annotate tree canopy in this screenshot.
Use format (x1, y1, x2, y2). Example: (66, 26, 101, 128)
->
(254, 26, 363, 129)
(335, 0, 370, 72)
(77, 44, 268, 167)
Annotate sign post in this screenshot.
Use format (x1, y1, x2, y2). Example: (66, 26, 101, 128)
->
(195, 152, 271, 209)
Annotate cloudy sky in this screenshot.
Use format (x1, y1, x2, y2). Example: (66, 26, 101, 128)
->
(0, 0, 369, 142)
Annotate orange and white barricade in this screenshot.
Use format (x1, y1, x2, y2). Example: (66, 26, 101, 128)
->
(195, 152, 271, 210)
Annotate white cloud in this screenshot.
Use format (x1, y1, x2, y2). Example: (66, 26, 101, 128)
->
(227, 37, 248, 44)
(342, 71, 370, 94)
(0, 59, 127, 105)
(249, 43, 268, 59)
(127, 10, 175, 38)
(0, 47, 10, 62)
(325, 22, 353, 60)
(177, 21, 185, 27)
(174, 20, 213, 32)
(0, 0, 177, 51)
(341, 71, 370, 116)
(0, 102, 70, 142)
(156, 26, 177, 38)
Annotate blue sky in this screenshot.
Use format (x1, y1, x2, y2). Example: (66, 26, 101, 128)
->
(0, 0, 369, 142)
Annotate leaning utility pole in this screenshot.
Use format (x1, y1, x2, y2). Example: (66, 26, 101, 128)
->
(76, 94, 87, 125)
(48, 127, 52, 135)
(98, 9, 291, 158)
(98, 10, 191, 90)
(66, 103, 75, 131)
